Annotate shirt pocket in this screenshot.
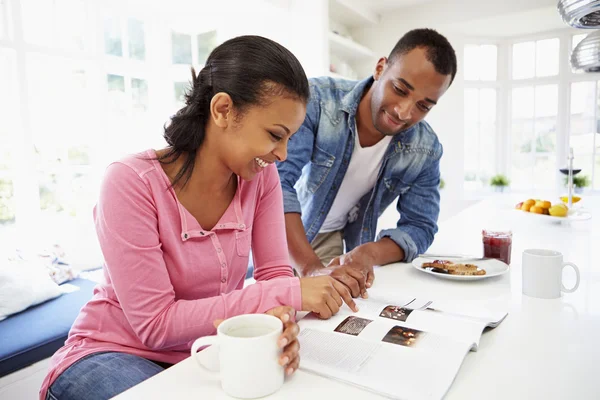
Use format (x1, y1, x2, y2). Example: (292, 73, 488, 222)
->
(306, 145, 335, 194)
(235, 229, 252, 257)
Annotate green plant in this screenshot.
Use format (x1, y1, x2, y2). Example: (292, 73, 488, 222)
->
(439, 178, 445, 189)
(490, 174, 510, 187)
(564, 175, 590, 188)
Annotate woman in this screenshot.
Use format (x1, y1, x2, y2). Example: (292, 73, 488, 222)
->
(40, 35, 356, 400)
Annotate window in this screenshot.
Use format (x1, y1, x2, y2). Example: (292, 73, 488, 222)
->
(104, 16, 146, 60)
(0, 0, 10, 40)
(131, 78, 148, 112)
(172, 32, 192, 65)
(197, 30, 217, 65)
(464, 88, 497, 190)
(22, 0, 87, 51)
(463, 44, 498, 190)
(104, 15, 123, 57)
(26, 54, 97, 220)
(0, 0, 228, 260)
(569, 81, 600, 190)
(128, 19, 145, 61)
(0, 48, 17, 227)
(510, 85, 558, 190)
(512, 38, 559, 79)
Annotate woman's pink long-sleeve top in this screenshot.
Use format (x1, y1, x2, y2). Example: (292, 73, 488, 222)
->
(39, 150, 301, 399)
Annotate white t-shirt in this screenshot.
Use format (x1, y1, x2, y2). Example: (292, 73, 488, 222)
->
(320, 127, 392, 233)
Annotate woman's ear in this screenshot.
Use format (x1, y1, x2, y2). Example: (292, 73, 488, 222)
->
(210, 92, 233, 128)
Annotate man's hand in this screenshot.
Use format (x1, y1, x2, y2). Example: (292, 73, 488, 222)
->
(325, 246, 376, 297)
(311, 264, 370, 299)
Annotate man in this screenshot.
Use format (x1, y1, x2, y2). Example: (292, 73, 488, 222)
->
(277, 28, 457, 298)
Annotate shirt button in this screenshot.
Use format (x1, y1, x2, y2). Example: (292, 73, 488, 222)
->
(221, 278, 226, 283)
(217, 248, 222, 253)
(200, 232, 204, 236)
(221, 262, 226, 268)
(183, 233, 188, 239)
(239, 224, 245, 229)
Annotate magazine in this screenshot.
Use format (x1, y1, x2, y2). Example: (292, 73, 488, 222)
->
(297, 291, 508, 400)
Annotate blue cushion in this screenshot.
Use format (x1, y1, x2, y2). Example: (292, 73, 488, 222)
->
(0, 277, 97, 377)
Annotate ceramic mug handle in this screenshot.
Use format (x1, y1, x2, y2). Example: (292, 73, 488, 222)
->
(561, 262, 580, 293)
(190, 336, 220, 379)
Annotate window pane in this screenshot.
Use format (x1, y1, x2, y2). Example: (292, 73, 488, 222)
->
(511, 152, 534, 189)
(597, 81, 600, 140)
(0, 0, 8, 40)
(512, 87, 534, 119)
(595, 157, 600, 190)
(536, 38, 559, 77)
(479, 45, 497, 81)
(570, 81, 596, 157)
(479, 89, 497, 185)
(107, 74, 127, 115)
(464, 45, 480, 81)
(174, 81, 190, 105)
(512, 41, 535, 79)
(511, 87, 534, 189)
(38, 171, 96, 218)
(535, 117, 556, 153)
(172, 32, 192, 64)
(464, 89, 479, 187)
(0, 49, 17, 168)
(104, 16, 122, 56)
(535, 85, 558, 118)
(533, 155, 556, 189)
(197, 30, 217, 65)
(21, 0, 53, 46)
(55, 0, 87, 52)
(132, 78, 148, 112)
(128, 19, 146, 60)
(0, 178, 15, 224)
(27, 55, 95, 169)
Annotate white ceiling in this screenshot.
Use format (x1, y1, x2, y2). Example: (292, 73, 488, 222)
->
(359, 0, 572, 37)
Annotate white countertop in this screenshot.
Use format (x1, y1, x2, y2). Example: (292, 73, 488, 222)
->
(115, 194, 600, 399)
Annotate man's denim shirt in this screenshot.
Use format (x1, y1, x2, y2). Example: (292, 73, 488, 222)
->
(277, 76, 443, 262)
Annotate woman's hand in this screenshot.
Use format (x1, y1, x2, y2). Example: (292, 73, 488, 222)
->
(266, 306, 300, 376)
(299, 276, 358, 319)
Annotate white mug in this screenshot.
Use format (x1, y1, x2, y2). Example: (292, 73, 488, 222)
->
(522, 249, 580, 299)
(190, 314, 284, 399)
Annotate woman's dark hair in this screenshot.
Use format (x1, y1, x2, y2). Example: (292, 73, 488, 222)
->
(158, 35, 310, 188)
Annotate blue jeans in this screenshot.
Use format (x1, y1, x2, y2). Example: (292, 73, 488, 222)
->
(46, 352, 168, 400)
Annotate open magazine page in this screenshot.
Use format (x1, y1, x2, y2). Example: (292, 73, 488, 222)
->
(297, 293, 508, 398)
(299, 294, 507, 351)
(299, 327, 472, 400)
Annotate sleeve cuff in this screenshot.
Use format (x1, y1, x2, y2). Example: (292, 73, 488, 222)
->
(377, 228, 419, 262)
(282, 190, 302, 214)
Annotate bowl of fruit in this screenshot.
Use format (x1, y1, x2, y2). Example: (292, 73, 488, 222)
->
(514, 198, 591, 221)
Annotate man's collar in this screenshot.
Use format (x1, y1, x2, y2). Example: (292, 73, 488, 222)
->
(340, 76, 374, 115)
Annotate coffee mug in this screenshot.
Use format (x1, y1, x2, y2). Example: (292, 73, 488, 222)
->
(190, 314, 284, 399)
(522, 249, 580, 299)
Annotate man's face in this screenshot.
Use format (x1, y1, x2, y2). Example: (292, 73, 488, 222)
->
(370, 47, 452, 136)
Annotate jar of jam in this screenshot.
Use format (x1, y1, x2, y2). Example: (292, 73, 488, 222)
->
(482, 230, 513, 265)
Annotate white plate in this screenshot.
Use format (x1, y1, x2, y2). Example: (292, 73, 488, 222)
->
(512, 208, 591, 222)
(412, 257, 510, 281)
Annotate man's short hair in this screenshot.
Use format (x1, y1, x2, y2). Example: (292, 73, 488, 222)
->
(388, 28, 457, 85)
